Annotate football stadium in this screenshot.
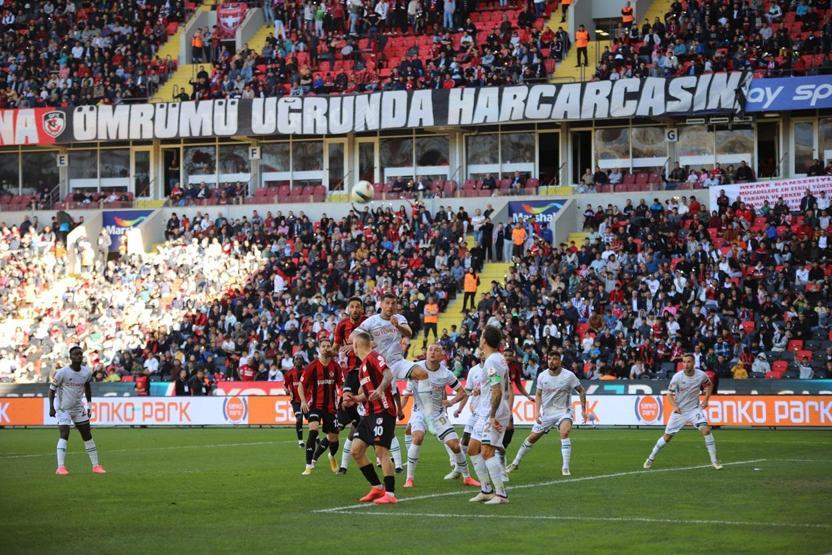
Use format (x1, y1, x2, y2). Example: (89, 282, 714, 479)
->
(0, 0, 831, 551)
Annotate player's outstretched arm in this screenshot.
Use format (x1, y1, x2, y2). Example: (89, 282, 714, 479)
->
(454, 392, 469, 417)
(444, 385, 467, 408)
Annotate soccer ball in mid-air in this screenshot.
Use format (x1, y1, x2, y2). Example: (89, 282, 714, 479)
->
(351, 180, 375, 203)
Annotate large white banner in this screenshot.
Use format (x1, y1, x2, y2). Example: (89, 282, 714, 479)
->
(709, 175, 832, 210)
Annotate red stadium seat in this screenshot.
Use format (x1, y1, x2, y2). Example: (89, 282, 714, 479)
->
(787, 339, 804, 352)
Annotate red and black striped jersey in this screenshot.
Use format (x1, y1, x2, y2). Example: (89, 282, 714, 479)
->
(300, 358, 343, 413)
(283, 367, 302, 401)
(334, 315, 366, 372)
(358, 351, 396, 417)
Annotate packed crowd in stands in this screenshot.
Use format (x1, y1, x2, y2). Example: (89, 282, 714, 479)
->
(0, 202, 488, 389)
(437, 188, 831, 383)
(594, 0, 832, 81)
(576, 160, 760, 193)
(0, 0, 191, 108)
(2, 187, 830, 386)
(0, 213, 264, 384)
(182, 0, 567, 100)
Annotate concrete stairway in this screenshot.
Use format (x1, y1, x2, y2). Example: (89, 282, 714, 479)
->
(409, 237, 512, 358)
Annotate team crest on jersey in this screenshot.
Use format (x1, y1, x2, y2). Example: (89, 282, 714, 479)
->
(376, 417, 383, 424)
(42, 111, 66, 138)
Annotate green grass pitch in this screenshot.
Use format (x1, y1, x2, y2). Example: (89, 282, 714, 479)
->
(0, 427, 829, 553)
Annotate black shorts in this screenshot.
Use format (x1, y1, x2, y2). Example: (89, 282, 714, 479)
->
(291, 401, 302, 417)
(307, 410, 339, 434)
(356, 413, 396, 449)
(337, 405, 361, 430)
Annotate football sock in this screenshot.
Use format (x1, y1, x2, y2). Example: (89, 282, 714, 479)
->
(649, 436, 666, 461)
(561, 438, 572, 469)
(502, 428, 514, 449)
(57, 438, 67, 467)
(329, 439, 339, 456)
(461, 432, 470, 449)
(306, 430, 319, 465)
(485, 456, 507, 498)
(453, 450, 470, 477)
(313, 438, 329, 462)
(340, 439, 352, 469)
(513, 439, 533, 465)
(405, 433, 412, 454)
(471, 454, 493, 494)
(84, 439, 99, 466)
(444, 442, 455, 465)
(359, 463, 381, 486)
(704, 434, 718, 463)
(406, 444, 420, 480)
(383, 475, 396, 495)
(295, 415, 303, 441)
(390, 436, 402, 468)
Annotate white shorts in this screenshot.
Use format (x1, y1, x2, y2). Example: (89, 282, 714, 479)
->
(389, 359, 421, 380)
(664, 408, 708, 435)
(410, 410, 458, 441)
(56, 406, 89, 426)
(473, 415, 509, 447)
(531, 410, 573, 434)
(464, 412, 478, 435)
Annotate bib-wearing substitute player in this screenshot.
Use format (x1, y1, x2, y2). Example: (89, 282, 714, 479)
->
(346, 330, 399, 505)
(283, 354, 306, 448)
(643, 353, 722, 470)
(507, 352, 587, 476)
(298, 337, 344, 475)
(468, 326, 511, 505)
(49, 346, 106, 475)
(401, 343, 479, 488)
(333, 297, 366, 475)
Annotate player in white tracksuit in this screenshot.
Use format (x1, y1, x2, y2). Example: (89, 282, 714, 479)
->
(400, 343, 480, 488)
(644, 353, 722, 470)
(507, 352, 586, 476)
(49, 346, 106, 475)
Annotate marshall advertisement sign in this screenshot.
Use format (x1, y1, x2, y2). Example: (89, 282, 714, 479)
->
(0, 73, 751, 146)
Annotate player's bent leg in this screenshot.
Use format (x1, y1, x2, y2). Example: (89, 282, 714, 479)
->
(76, 421, 105, 473)
(559, 420, 573, 475)
(699, 425, 721, 469)
(644, 432, 674, 469)
(405, 431, 425, 486)
(56, 425, 70, 474)
(481, 444, 508, 503)
(507, 430, 543, 473)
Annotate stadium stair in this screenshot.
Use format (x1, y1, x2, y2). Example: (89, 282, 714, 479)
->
(548, 40, 600, 83)
(409, 237, 511, 358)
(642, 0, 674, 25)
(152, 3, 215, 102)
(567, 231, 589, 246)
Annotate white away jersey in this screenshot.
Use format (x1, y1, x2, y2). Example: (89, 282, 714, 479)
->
(536, 369, 581, 416)
(50, 365, 93, 410)
(411, 362, 460, 419)
(477, 352, 510, 419)
(359, 314, 407, 364)
(669, 369, 710, 412)
(465, 364, 483, 395)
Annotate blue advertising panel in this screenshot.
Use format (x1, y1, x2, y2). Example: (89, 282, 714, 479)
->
(507, 200, 565, 223)
(102, 210, 154, 252)
(746, 76, 832, 112)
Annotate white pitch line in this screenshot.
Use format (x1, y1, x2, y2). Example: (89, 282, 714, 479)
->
(768, 458, 832, 463)
(0, 440, 296, 460)
(320, 510, 832, 530)
(314, 458, 766, 514)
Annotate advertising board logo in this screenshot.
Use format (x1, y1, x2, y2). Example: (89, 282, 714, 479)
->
(112, 215, 148, 227)
(509, 200, 565, 223)
(42, 111, 66, 138)
(635, 395, 662, 423)
(520, 202, 562, 215)
(223, 396, 248, 423)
